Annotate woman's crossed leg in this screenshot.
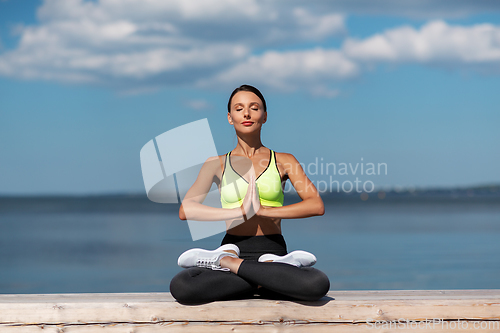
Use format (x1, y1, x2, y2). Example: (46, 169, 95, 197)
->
(169, 260, 329, 304)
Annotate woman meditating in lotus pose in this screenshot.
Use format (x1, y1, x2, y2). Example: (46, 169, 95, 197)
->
(169, 85, 330, 303)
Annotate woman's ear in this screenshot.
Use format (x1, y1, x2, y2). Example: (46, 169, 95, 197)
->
(227, 112, 233, 125)
(262, 112, 267, 124)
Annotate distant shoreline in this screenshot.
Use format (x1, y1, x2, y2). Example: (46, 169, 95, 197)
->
(1, 183, 498, 200)
(0, 184, 499, 214)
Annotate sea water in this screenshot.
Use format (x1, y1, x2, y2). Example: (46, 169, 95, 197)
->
(1, 195, 499, 294)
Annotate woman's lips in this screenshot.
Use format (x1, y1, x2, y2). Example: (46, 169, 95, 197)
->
(242, 122, 254, 126)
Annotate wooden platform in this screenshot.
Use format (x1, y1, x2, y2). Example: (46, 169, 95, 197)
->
(1, 290, 499, 332)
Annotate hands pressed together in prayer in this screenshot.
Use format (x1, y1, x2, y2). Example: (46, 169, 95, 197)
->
(241, 174, 263, 219)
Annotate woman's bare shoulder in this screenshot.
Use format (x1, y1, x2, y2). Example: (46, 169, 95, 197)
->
(275, 151, 299, 164)
(199, 154, 225, 173)
(204, 154, 226, 163)
(274, 152, 303, 176)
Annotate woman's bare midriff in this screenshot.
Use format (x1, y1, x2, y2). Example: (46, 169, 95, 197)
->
(225, 208, 282, 236)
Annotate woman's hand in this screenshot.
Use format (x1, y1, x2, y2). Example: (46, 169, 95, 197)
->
(241, 175, 261, 218)
(250, 174, 262, 216)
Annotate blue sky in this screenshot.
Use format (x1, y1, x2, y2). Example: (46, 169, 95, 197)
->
(1, 0, 499, 195)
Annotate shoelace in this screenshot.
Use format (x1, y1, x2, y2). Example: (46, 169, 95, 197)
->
(196, 257, 230, 271)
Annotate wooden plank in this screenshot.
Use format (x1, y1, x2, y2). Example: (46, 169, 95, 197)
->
(0, 290, 499, 332)
(2, 289, 499, 304)
(1, 322, 500, 333)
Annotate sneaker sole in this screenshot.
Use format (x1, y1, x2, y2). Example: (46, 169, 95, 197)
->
(258, 250, 316, 267)
(178, 244, 240, 268)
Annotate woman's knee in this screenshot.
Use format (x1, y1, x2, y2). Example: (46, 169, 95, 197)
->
(169, 268, 204, 303)
(299, 268, 330, 301)
(170, 268, 253, 304)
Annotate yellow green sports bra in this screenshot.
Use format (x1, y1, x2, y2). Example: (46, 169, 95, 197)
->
(220, 149, 284, 209)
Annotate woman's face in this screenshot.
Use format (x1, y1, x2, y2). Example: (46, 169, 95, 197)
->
(227, 91, 267, 132)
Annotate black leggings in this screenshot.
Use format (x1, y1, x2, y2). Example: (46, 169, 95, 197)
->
(169, 234, 330, 304)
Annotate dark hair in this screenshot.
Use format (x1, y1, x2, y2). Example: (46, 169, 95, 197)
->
(227, 84, 267, 113)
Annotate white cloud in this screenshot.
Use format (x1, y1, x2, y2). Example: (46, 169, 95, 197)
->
(1, 1, 500, 96)
(343, 21, 500, 67)
(288, 0, 500, 19)
(201, 48, 358, 96)
(292, 8, 345, 41)
(0, 0, 346, 90)
(36, 0, 268, 24)
(199, 20, 500, 95)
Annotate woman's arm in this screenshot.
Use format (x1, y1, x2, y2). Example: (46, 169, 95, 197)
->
(255, 153, 325, 219)
(179, 156, 243, 221)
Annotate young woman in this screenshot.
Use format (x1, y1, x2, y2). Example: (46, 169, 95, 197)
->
(169, 85, 330, 303)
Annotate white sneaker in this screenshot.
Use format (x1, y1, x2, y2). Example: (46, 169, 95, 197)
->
(258, 250, 317, 267)
(177, 244, 240, 271)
